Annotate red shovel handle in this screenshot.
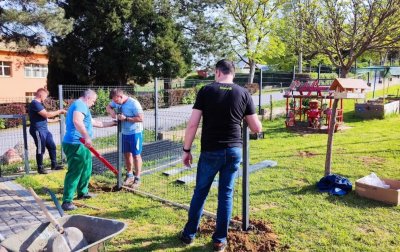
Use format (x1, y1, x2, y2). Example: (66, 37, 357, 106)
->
(79, 138, 118, 175)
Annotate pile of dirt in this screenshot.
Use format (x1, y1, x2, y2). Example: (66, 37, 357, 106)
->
(89, 181, 115, 192)
(199, 217, 283, 252)
(297, 150, 317, 158)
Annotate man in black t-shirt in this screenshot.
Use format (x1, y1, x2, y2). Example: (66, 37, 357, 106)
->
(179, 59, 262, 251)
(28, 88, 66, 174)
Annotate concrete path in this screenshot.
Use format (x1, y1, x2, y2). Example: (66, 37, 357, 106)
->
(0, 179, 61, 243)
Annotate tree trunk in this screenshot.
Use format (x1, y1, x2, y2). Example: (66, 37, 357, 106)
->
(248, 60, 256, 84)
(340, 66, 349, 78)
(324, 99, 338, 176)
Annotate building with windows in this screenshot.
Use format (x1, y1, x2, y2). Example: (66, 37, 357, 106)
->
(0, 42, 48, 102)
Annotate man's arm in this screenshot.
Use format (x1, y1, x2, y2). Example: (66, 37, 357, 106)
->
(73, 111, 91, 145)
(106, 104, 116, 119)
(126, 113, 143, 122)
(92, 119, 117, 128)
(245, 114, 262, 133)
(182, 109, 202, 167)
(38, 109, 66, 119)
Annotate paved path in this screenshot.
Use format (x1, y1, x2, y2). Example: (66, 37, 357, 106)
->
(0, 179, 61, 242)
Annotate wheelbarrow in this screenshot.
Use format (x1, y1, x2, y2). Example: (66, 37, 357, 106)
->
(0, 214, 126, 252)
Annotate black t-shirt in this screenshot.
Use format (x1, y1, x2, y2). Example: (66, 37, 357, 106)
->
(193, 82, 255, 151)
(28, 100, 47, 131)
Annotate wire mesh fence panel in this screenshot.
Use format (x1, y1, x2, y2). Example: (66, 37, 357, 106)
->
(0, 116, 28, 176)
(60, 85, 244, 216)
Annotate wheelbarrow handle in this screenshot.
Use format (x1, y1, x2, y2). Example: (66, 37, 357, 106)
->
(28, 188, 64, 234)
(79, 138, 119, 175)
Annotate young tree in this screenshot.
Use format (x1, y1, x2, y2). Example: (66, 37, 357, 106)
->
(300, 0, 400, 77)
(0, 0, 72, 46)
(223, 0, 282, 83)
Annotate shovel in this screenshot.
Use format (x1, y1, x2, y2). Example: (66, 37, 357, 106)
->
(28, 188, 88, 252)
(79, 138, 118, 175)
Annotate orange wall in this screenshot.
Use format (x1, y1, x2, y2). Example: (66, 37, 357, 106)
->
(0, 51, 48, 101)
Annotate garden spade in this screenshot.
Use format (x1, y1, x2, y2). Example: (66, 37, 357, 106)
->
(28, 188, 88, 252)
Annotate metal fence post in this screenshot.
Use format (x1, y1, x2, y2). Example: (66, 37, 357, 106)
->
(242, 121, 250, 231)
(117, 118, 123, 189)
(22, 115, 30, 174)
(259, 69, 263, 115)
(58, 85, 66, 163)
(154, 78, 159, 141)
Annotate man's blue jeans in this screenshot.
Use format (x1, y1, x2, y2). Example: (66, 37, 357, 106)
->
(183, 147, 242, 243)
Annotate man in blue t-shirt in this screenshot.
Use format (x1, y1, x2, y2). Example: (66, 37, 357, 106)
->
(61, 89, 116, 211)
(28, 88, 66, 174)
(179, 59, 262, 252)
(106, 88, 144, 187)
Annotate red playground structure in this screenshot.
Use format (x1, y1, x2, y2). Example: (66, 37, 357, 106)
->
(283, 79, 344, 131)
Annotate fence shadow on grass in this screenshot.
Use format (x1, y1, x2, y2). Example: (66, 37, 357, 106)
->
(325, 191, 396, 209)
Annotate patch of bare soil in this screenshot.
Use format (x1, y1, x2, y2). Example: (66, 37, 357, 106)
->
(358, 156, 386, 166)
(297, 150, 318, 158)
(199, 217, 284, 252)
(89, 181, 116, 192)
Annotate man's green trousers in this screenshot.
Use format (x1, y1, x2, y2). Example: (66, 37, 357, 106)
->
(62, 143, 92, 203)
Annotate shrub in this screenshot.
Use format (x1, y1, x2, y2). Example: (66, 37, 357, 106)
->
(0, 103, 26, 128)
(136, 92, 154, 110)
(91, 88, 110, 116)
(43, 97, 59, 111)
(182, 89, 196, 104)
(0, 119, 5, 129)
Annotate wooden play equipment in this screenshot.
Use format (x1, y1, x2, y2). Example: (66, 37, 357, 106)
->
(284, 79, 343, 131)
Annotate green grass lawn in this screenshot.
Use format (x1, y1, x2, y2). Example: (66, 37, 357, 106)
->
(14, 86, 400, 251)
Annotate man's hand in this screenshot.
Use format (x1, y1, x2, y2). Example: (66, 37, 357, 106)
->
(59, 109, 67, 115)
(182, 152, 192, 168)
(83, 136, 92, 147)
(117, 114, 127, 121)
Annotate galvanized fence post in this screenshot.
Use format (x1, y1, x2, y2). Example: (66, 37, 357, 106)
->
(242, 121, 250, 231)
(22, 115, 30, 174)
(259, 69, 263, 115)
(117, 118, 123, 189)
(58, 85, 66, 163)
(154, 78, 159, 141)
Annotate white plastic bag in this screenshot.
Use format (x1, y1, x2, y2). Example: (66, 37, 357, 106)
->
(358, 173, 390, 189)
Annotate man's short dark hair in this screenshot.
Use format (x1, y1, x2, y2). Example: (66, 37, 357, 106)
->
(35, 88, 48, 96)
(215, 59, 235, 75)
(109, 88, 124, 99)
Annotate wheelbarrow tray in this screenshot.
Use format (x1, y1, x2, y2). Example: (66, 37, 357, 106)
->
(1, 214, 127, 252)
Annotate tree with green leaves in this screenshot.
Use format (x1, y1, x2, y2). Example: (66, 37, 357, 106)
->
(48, 0, 192, 92)
(169, 0, 231, 68)
(0, 0, 72, 46)
(300, 0, 400, 77)
(222, 0, 282, 83)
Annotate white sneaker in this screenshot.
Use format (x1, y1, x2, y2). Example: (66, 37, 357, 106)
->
(124, 177, 135, 186)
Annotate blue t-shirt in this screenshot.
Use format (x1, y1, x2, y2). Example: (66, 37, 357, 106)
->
(63, 99, 93, 144)
(28, 100, 47, 131)
(109, 97, 143, 135)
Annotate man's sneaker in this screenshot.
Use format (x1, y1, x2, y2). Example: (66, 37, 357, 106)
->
(213, 242, 227, 252)
(179, 231, 193, 245)
(51, 165, 64, 170)
(124, 176, 135, 186)
(132, 177, 141, 187)
(61, 202, 77, 211)
(77, 193, 96, 200)
(38, 168, 49, 174)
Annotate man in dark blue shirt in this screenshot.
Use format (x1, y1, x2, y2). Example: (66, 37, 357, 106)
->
(28, 88, 66, 174)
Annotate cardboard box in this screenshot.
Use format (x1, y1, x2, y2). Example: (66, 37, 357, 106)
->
(355, 178, 400, 205)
